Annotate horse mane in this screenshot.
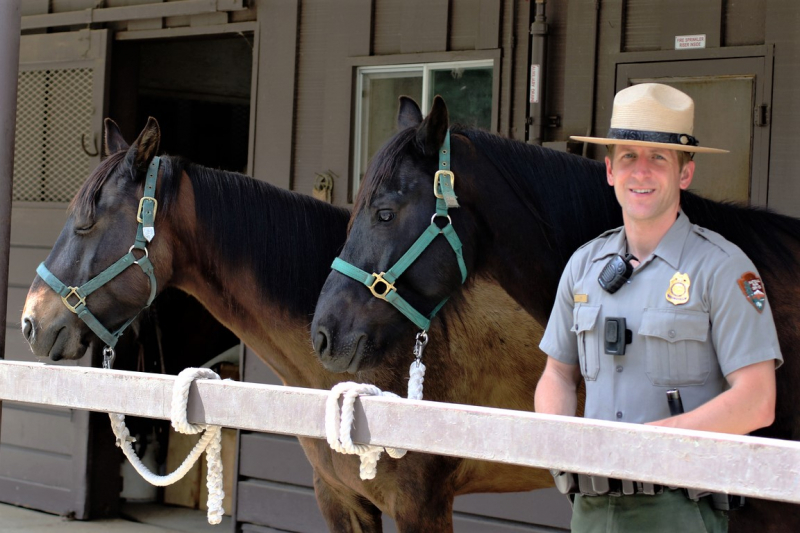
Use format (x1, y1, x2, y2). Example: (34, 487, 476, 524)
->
(451, 126, 621, 264)
(680, 191, 800, 276)
(362, 124, 800, 276)
(75, 152, 350, 318)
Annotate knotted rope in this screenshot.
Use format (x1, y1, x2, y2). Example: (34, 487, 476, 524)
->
(109, 367, 224, 525)
(326, 357, 426, 480)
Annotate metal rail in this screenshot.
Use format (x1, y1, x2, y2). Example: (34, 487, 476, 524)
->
(1, 360, 799, 504)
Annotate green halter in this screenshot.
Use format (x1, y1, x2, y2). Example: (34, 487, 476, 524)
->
(331, 131, 467, 331)
(36, 156, 161, 350)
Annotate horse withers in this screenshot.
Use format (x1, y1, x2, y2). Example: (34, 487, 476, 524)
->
(20, 117, 559, 532)
(311, 96, 800, 532)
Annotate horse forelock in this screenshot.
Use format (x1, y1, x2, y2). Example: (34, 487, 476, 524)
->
(350, 128, 419, 232)
(69, 151, 128, 220)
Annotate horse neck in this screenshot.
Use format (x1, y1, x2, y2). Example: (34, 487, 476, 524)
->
(456, 135, 619, 323)
(164, 167, 349, 388)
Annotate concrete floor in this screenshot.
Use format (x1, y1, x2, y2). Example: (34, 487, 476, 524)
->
(0, 502, 232, 532)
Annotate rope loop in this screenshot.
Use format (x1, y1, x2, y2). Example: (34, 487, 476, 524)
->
(325, 345, 427, 480)
(109, 367, 225, 524)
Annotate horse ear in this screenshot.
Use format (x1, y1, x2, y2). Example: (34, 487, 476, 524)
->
(125, 117, 161, 176)
(397, 96, 423, 130)
(416, 95, 449, 156)
(102, 118, 129, 158)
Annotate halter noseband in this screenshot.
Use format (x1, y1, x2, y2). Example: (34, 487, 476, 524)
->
(36, 156, 161, 353)
(331, 131, 467, 331)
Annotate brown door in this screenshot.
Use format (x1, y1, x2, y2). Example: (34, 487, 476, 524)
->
(617, 56, 772, 206)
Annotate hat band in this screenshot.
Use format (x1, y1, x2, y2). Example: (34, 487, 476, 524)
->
(608, 128, 698, 147)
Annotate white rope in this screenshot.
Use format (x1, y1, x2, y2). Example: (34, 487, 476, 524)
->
(109, 368, 225, 525)
(325, 359, 426, 480)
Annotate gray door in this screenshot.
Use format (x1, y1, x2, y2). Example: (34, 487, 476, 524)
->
(1, 29, 115, 519)
(617, 56, 773, 206)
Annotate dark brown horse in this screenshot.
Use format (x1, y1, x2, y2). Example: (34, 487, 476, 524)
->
(311, 96, 800, 532)
(20, 118, 558, 532)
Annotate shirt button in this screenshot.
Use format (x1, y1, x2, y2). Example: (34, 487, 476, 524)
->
(668, 329, 676, 338)
(616, 365, 623, 373)
(616, 411, 623, 419)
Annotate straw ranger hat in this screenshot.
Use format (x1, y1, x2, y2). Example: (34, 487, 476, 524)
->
(571, 83, 728, 154)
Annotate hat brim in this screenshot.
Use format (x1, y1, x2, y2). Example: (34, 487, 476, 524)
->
(570, 135, 729, 154)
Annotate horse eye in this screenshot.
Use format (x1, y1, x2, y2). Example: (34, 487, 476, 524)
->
(377, 210, 395, 223)
(74, 221, 95, 235)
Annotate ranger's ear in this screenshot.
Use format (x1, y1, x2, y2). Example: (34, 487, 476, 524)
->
(102, 118, 129, 158)
(397, 96, 423, 130)
(124, 117, 161, 178)
(416, 95, 449, 156)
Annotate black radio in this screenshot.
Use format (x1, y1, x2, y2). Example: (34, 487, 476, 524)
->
(598, 253, 637, 294)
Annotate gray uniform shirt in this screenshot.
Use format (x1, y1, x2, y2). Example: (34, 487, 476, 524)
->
(539, 211, 783, 423)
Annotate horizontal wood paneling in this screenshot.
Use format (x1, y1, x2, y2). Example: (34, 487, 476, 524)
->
(0, 447, 73, 487)
(0, 404, 74, 455)
(236, 479, 328, 532)
(0, 478, 74, 516)
(8, 246, 48, 287)
(238, 433, 313, 487)
(6, 287, 29, 329)
(724, 0, 766, 46)
(10, 205, 68, 247)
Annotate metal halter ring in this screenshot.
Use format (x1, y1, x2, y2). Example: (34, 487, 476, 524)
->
(128, 245, 149, 264)
(431, 213, 452, 232)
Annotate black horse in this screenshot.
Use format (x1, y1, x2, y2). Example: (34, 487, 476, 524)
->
(311, 96, 800, 532)
(21, 117, 557, 532)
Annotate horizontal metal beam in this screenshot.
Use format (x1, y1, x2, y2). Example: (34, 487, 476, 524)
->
(21, 0, 245, 31)
(2, 360, 799, 503)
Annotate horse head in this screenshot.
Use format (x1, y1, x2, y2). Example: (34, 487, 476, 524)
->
(21, 118, 175, 361)
(312, 96, 481, 373)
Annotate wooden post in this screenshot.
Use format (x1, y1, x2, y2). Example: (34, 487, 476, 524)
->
(0, 0, 22, 439)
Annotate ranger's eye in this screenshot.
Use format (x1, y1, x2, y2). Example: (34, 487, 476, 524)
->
(377, 210, 395, 223)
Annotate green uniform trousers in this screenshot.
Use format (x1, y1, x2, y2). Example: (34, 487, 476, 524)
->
(571, 488, 728, 533)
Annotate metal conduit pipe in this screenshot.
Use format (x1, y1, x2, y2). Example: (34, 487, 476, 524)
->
(0, 0, 22, 438)
(527, 0, 548, 145)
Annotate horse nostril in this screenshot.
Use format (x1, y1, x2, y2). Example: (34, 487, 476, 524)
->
(314, 328, 330, 357)
(21, 317, 34, 343)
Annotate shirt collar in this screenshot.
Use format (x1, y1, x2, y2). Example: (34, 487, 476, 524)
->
(590, 210, 692, 270)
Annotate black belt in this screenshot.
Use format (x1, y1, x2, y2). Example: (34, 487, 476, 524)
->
(551, 471, 665, 497)
(550, 471, 745, 510)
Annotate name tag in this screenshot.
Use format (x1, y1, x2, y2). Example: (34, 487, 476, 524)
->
(574, 294, 588, 303)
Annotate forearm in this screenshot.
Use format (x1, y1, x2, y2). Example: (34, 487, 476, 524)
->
(534, 358, 580, 416)
(646, 360, 776, 435)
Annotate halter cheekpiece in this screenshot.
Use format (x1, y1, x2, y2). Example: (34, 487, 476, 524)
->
(36, 156, 161, 355)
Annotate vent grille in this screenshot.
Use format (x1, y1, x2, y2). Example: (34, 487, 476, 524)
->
(14, 68, 94, 203)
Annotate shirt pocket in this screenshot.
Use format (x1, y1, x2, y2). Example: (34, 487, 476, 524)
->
(639, 308, 712, 386)
(572, 304, 602, 381)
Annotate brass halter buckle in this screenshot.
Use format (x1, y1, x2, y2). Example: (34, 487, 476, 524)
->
(62, 287, 86, 314)
(369, 272, 396, 300)
(136, 196, 158, 223)
(433, 170, 455, 199)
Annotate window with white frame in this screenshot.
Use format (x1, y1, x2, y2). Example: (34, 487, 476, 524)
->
(353, 60, 494, 195)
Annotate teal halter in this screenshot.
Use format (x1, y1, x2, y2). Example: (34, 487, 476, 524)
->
(36, 156, 161, 351)
(331, 131, 467, 331)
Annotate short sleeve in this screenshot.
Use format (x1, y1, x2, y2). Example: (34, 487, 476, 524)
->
(708, 252, 783, 376)
(539, 256, 580, 365)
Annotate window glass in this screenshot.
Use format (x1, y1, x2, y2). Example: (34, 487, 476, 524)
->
(428, 64, 493, 129)
(357, 70, 422, 191)
(354, 60, 494, 196)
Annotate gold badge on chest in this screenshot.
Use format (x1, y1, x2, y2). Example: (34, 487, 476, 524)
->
(666, 272, 691, 305)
